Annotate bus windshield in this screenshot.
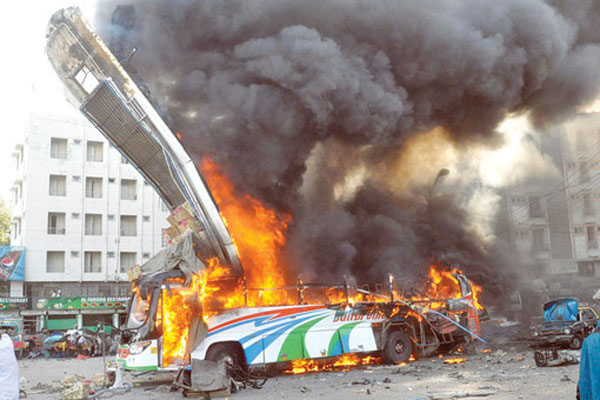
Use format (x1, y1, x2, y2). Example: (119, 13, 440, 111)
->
(125, 293, 151, 329)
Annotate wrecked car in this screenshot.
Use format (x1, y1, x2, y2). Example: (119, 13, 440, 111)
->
(532, 298, 599, 367)
(532, 298, 599, 350)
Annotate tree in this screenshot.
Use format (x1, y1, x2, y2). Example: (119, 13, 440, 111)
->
(0, 199, 11, 245)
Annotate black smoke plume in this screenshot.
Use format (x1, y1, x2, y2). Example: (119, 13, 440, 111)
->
(95, 0, 600, 295)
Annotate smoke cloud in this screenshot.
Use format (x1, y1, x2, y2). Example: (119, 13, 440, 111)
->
(95, 0, 600, 295)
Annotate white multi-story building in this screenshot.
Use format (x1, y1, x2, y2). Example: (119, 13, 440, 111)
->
(503, 113, 600, 299)
(9, 112, 170, 302)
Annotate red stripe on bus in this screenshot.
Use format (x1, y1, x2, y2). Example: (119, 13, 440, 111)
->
(208, 305, 327, 333)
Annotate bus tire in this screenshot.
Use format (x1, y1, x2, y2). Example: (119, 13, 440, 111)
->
(206, 343, 244, 369)
(383, 330, 413, 364)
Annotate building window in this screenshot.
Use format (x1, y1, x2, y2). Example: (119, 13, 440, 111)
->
(46, 251, 65, 273)
(84, 214, 102, 236)
(532, 228, 546, 252)
(12, 182, 22, 205)
(580, 161, 591, 184)
(120, 215, 137, 236)
(120, 252, 136, 273)
(50, 138, 67, 159)
(98, 286, 112, 296)
(49, 175, 67, 197)
(11, 221, 20, 240)
(529, 196, 543, 218)
(47, 212, 66, 235)
(85, 177, 103, 198)
(120, 179, 137, 200)
(587, 225, 598, 249)
(86, 141, 104, 162)
(84, 251, 102, 273)
(578, 262, 595, 276)
(584, 192, 594, 216)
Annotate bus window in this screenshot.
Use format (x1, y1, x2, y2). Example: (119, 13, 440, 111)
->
(126, 293, 150, 329)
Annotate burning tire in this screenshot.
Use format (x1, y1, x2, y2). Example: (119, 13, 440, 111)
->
(206, 343, 245, 370)
(382, 330, 413, 364)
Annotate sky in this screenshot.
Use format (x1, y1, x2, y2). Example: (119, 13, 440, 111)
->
(0, 2, 96, 204)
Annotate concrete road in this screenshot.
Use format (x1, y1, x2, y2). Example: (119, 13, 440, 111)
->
(18, 350, 579, 399)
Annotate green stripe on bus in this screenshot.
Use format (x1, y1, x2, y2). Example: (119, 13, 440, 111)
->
(122, 364, 158, 371)
(277, 316, 327, 361)
(327, 321, 361, 356)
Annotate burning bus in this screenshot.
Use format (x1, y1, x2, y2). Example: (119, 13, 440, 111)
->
(117, 244, 484, 372)
(45, 6, 485, 387)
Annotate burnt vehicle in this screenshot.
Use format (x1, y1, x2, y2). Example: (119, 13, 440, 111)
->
(532, 298, 599, 367)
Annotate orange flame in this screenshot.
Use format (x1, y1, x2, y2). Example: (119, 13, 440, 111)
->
(200, 158, 292, 306)
(443, 356, 467, 364)
(155, 159, 486, 367)
(284, 354, 381, 374)
(420, 265, 485, 311)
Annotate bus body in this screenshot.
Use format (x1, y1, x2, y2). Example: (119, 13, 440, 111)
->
(117, 303, 388, 371)
(115, 272, 481, 372)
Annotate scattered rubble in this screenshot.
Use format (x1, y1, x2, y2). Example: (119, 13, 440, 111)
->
(426, 389, 498, 399)
(60, 375, 89, 400)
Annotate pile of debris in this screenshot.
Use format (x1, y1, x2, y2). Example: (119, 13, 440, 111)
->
(25, 373, 110, 400)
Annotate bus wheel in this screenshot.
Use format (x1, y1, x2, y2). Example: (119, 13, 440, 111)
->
(383, 330, 413, 364)
(206, 343, 244, 369)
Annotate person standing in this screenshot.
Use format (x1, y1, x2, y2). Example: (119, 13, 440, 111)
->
(0, 329, 19, 400)
(579, 321, 600, 400)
